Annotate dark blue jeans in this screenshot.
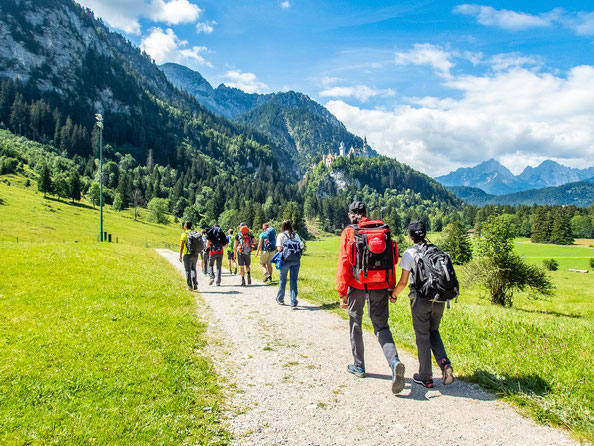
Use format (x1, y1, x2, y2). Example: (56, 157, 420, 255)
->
(276, 260, 300, 306)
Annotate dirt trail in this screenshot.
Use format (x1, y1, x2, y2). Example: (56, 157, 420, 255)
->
(157, 249, 575, 446)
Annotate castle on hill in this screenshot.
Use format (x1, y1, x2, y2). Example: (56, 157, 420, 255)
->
(323, 138, 372, 166)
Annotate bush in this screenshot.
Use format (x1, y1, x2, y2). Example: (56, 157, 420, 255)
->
(466, 214, 554, 306)
(147, 198, 170, 225)
(590, 258, 594, 269)
(543, 258, 559, 271)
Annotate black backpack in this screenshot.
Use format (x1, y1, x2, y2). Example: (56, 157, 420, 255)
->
(207, 226, 228, 251)
(187, 231, 204, 255)
(411, 243, 459, 302)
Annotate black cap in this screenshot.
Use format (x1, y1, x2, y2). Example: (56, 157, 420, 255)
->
(408, 220, 426, 238)
(348, 201, 367, 215)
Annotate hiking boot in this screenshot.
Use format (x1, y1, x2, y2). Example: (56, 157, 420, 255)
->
(241, 277, 246, 287)
(441, 359, 454, 385)
(209, 279, 214, 286)
(247, 274, 252, 285)
(216, 283, 221, 287)
(347, 364, 366, 378)
(276, 297, 284, 305)
(413, 373, 434, 388)
(193, 284, 198, 290)
(391, 360, 405, 394)
(234, 268, 237, 275)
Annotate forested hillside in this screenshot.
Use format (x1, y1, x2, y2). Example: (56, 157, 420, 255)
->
(302, 156, 463, 233)
(161, 63, 373, 169)
(449, 182, 594, 207)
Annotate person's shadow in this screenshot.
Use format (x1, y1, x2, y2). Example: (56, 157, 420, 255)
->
(392, 371, 550, 402)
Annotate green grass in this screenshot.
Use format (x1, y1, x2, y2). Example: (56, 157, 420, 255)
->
(0, 174, 180, 247)
(0, 242, 229, 444)
(254, 236, 594, 442)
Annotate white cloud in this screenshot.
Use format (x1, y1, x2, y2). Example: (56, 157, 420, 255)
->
(487, 53, 541, 71)
(319, 85, 395, 102)
(281, 1, 291, 9)
(77, 0, 201, 34)
(196, 20, 217, 34)
(564, 11, 594, 36)
(140, 27, 212, 68)
(395, 44, 455, 79)
(454, 4, 552, 31)
(325, 65, 594, 176)
(223, 70, 269, 93)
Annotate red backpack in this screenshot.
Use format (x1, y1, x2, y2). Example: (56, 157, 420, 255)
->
(348, 220, 398, 286)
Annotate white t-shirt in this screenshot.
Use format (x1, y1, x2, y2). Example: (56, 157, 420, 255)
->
(399, 245, 422, 285)
(276, 231, 304, 250)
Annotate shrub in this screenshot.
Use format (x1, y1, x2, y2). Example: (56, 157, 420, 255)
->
(465, 214, 554, 306)
(590, 258, 594, 269)
(543, 258, 559, 271)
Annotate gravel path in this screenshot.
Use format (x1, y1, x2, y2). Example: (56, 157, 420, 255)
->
(157, 249, 575, 446)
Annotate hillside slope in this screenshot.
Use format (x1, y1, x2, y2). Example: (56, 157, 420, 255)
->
(161, 63, 375, 168)
(449, 182, 594, 207)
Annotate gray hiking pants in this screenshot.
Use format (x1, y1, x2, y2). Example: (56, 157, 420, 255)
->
(347, 287, 399, 370)
(410, 294, 449, 380)
(209, 252, 223, 285)
(182, 254, 198, 289)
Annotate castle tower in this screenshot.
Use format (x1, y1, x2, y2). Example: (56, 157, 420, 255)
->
(339, 142, 345, 157)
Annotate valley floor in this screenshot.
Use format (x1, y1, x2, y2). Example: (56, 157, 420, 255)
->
(158, 249, 576, 446)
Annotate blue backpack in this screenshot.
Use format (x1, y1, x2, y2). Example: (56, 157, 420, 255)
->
(264, 227, 276, 251)
(282, 234, 302, 262)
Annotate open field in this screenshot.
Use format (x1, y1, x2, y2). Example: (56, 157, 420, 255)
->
(0, 174, 180, 247)
(0, 242, 228, 444)
(252, 236, 594, 442)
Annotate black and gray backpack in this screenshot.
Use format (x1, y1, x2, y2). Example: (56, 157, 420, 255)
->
(187, 231, 205, 255)
(411, 243, 459, 302)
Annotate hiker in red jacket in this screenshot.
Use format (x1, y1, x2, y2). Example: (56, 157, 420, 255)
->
(337, 201, 405, 394)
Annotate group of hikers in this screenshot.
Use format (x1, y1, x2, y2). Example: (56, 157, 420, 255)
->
(179, 219, 304, 308)
(179, 200, 459, 394)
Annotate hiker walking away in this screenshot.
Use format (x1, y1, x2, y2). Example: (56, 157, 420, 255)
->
(179, 221, 203, 291)
(276, 220, 304, 309)
(227, 229, 237, 275)
(234, 223, 254, 286)
(391, 220, 456, 388)
(337, 201, 405, 394)
(201, 229, 210, 276)
(206, 223, 228, 286)
(256, 223, 276, 283)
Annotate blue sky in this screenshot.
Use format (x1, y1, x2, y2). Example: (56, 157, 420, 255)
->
(77, 0, 594, 175)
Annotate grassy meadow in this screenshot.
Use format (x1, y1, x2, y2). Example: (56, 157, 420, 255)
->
(0, 174, 180, 247)
(0, 177, 228, 443)
(254, 236, 594, 442)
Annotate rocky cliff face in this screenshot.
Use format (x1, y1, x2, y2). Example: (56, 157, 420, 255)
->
(0, 0, 182, 116)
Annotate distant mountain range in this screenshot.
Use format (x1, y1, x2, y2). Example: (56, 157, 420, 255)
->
(436, 158, 594, 195)
(449, 179, 594, 207)
(160, 63, 376, 168)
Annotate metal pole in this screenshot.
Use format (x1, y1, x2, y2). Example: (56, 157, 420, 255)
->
(100, 126, 103, 242)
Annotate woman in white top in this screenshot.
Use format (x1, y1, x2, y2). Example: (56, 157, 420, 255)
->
(275, 220, 304, 309)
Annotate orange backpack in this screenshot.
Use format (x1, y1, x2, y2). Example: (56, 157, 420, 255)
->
(238, 226, 252, 253)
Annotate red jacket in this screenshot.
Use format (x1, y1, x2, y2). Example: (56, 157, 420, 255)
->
(336, 217, 397, 296)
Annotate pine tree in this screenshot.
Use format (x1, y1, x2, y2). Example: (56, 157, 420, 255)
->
(531, 207, 551, 243)
(441, 221, 473, 265)
(550, 207, 573, 245)
(68, 170, 82, 202)
(38, 164, 52, 198)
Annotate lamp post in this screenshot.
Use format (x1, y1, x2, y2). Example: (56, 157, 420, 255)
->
(95, 114, 104, 242)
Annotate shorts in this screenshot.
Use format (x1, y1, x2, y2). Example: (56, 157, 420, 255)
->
(237, 251, 251, 267)
(227, 251, 234, 260)
(260, 250, 275, 265)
